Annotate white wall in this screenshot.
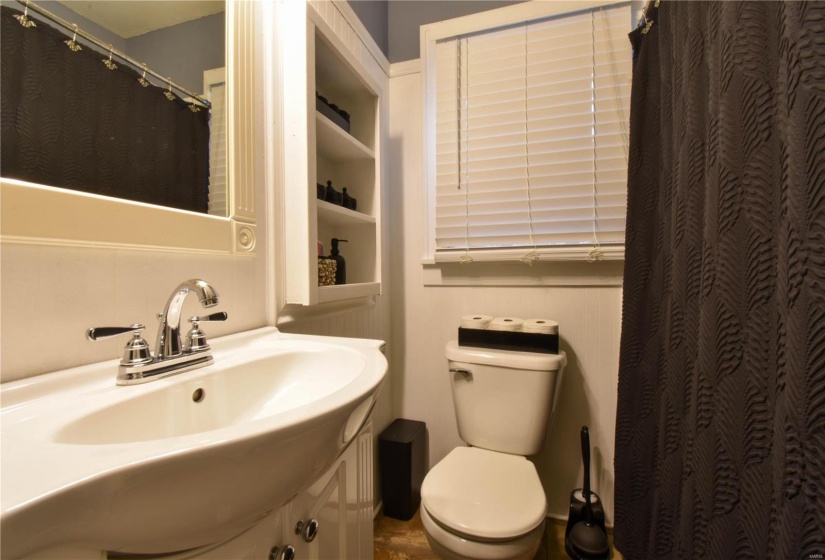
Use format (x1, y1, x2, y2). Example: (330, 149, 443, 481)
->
(0, 222, 267, 384)
(388, 65, 624, 523)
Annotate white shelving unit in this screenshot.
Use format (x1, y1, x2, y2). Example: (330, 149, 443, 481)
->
(315, 112, 375, 162)
(282, 2, 382, 306)
(316, 200, 376, 226)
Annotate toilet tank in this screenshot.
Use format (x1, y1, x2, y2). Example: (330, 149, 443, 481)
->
(445, 341, 566, 456)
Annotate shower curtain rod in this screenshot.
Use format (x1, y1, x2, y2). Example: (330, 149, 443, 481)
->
(14, 0, 211, 109)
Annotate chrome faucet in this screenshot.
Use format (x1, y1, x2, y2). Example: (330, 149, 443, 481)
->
(87, 279, 227, 385)
(156, 279, 220, 359)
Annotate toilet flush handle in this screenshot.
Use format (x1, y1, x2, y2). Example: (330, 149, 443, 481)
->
(450, 367, 472, 379)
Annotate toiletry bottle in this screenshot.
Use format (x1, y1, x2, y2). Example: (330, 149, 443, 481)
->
(329, 238, 348, 285)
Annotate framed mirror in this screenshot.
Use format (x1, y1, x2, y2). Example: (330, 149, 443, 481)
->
(0, 0, 258, 254)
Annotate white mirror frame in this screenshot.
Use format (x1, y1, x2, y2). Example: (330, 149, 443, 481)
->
(0, 1, 258, 255)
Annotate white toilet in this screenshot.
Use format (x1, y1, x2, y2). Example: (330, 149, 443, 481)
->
(420, 341, 566, 560)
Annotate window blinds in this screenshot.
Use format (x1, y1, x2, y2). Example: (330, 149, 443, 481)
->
(433, 3, 632, 255)
(207, 81, 227, 217)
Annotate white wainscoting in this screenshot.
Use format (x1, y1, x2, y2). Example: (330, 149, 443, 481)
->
(0, 242, 267, 383)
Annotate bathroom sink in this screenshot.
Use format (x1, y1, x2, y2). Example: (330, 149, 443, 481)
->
(0, 327, 386, 558)
(54, 349, 367, 445)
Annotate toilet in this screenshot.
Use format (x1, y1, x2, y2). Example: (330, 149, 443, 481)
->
(420, 341, 566, 560)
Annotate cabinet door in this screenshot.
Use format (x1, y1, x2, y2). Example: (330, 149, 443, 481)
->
(179, 421, 374, 560)
(284, 461, 347, 560)
(182, 507, 284, 560)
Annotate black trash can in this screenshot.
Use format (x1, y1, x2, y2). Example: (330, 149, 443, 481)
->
(378, 418, 426, 521)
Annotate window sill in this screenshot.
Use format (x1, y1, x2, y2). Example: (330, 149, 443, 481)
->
(421, 247, 625, 287)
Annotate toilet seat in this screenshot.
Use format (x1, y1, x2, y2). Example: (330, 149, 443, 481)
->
(421, 447, 546, 541)
(420, 503, 544, 560)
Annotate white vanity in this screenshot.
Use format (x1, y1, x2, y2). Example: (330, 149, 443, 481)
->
(0, 328, 386, 559)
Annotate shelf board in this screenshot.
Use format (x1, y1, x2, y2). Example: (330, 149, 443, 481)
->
(315, 111, 374, 162)
(317, 282, 380, 303)
(316, 200, 376, 226)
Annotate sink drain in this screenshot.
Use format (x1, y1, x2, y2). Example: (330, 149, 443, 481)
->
(192, 388, 205, 403)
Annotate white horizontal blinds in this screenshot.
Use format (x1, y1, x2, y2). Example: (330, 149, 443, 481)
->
(434, 4, 632, 252)
(208, 81, 227, 216)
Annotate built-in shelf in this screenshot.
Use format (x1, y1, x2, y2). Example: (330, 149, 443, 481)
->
(316, 200, 376, 225)
(315, 112, 374, 162)
(317, 282, 381, 303)
(283, 3, 382, 306)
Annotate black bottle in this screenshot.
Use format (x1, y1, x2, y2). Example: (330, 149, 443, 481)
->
(329, 238, 348, 285)
(325, 180, 343, 205)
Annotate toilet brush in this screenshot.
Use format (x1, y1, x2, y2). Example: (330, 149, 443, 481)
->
(565, 427, 609, 560)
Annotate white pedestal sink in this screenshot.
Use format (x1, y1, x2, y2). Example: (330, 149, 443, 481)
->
(0, 327, 387, 558)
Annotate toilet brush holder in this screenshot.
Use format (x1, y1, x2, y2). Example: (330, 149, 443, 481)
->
(565, 426, 609, 560)
(565, 489, 606, 539)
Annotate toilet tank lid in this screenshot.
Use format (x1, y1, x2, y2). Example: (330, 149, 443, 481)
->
(445, 341, 566, 371)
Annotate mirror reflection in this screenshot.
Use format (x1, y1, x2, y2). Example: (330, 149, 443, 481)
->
(0, 0, 227, 216)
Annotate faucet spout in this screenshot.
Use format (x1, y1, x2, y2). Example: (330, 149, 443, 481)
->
(156, 279, 219, 359)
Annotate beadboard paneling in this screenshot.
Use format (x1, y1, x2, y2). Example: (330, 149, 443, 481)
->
(0, 242, 267, 383)
(389, 68, 624, 523)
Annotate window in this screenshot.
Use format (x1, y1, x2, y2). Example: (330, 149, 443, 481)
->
(422, 1, 633, 263)
(204, 67, 227, 217)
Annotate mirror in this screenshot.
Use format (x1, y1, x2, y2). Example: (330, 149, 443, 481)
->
(1, 0, 226, 215)
(0, 0, 258, 254)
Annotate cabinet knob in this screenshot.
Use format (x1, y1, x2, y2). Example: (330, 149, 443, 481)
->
(268, 545, 295, 560)
(302, 518, 319, 542)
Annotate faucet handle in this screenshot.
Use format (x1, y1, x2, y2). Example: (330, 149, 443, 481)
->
(190, 312, 228, 323)
(185, 312, 227, 353)
(86, 324, 153, 366)
(86, 324, 146, 341)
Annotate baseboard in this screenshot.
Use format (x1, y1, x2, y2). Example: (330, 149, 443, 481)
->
(373, 500, 383, 519)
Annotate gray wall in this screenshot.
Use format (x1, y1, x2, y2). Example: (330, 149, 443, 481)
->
(346, 0, 528, 63)
(389, 0, 528, 63)
(3, 1, 223, 95)
(3, 1, 127, 51)
(346, 0, 388, 59)
(127, 12, 225, 94)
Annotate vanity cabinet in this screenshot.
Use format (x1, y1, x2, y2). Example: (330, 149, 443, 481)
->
(176, 422, 374, 560)
(281, 1, 385, 306)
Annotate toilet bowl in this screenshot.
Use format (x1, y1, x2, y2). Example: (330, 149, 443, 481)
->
(421, 447, 546, 560)
(421, 342, 566, 560)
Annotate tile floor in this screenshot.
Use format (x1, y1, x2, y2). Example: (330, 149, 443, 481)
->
(374, 510, 623, 560)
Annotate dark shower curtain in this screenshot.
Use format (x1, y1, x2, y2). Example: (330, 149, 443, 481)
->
(615, 2, 824, 559)
(0, 7, 210, 214)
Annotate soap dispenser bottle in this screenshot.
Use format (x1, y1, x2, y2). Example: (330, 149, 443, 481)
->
(329, 238, 348, 285)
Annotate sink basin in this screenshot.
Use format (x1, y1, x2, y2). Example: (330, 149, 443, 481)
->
(0, 327, 387, 558)
(55, 349, 367, 445)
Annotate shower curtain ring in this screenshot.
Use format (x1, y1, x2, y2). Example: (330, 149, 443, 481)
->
(14, 0, 37, 28)
(164, 79, 176, 101)
(138, 63, 150, 87)
(102, 44, 118, 70)
(64, 24, 82, 52)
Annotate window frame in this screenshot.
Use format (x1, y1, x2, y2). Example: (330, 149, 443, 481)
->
(420, 0, 635, 264)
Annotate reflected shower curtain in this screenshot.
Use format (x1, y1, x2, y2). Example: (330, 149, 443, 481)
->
(615, 2, 825, 559)
(0, 7, 210, 213)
